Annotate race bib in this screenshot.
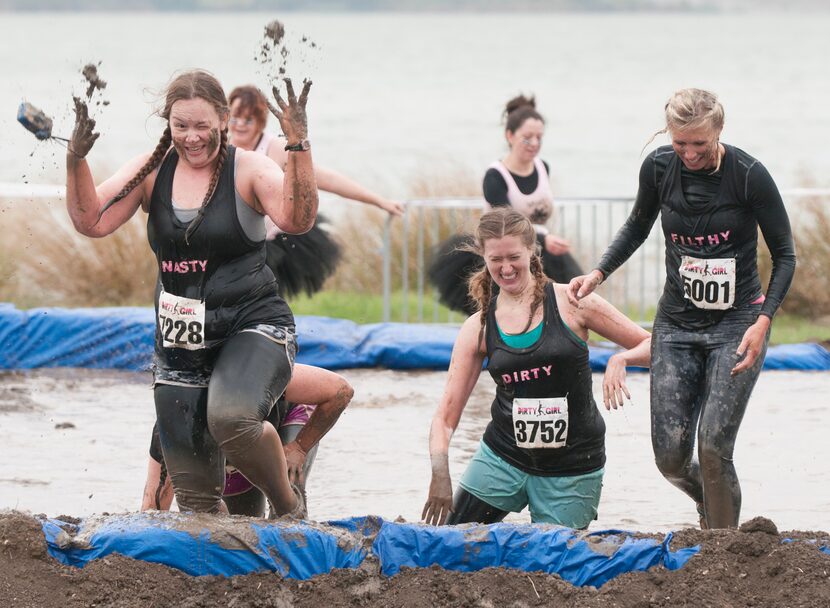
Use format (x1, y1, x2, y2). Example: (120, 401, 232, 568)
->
(158, 291, 206, 350)
(679, 256, 736, 310)
(512, 397, 569, 449)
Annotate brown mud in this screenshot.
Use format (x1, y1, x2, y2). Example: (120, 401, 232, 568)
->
(1, 512, 828, 608)
(81, 63, 107, 99)
(257, 18, 319, 80)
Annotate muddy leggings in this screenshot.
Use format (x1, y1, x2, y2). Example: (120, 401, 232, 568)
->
(226, 424, 319, 517)
(650, 306, 768, 529)
(154, 331, 293, 513)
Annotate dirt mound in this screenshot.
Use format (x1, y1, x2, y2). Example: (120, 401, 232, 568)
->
(1, 512, 828, 607)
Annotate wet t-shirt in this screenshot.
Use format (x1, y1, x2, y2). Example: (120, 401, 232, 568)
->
(597, 144, 795, 329)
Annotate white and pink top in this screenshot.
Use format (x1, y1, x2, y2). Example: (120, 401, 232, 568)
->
(487, 157, 554, 232)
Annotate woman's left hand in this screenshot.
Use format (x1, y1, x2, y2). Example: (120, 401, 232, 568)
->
(283, 441, 308, 486)
(732, 315, 771, 376)
(378, 198, 405, 217)
(266, 78, 312, 146)
(602, 353, 632, 410)
(544, 234, 571, 255)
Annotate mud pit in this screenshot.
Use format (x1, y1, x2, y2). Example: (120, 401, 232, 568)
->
(1, 369, 830, 605)
(1, 511, 829, 607)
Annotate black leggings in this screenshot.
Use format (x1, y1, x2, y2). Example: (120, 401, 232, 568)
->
(154, 331, 292, 513)
(650, 307, 768, 528)
(446, 488, 509, 525)
(224, 424, 320, 517)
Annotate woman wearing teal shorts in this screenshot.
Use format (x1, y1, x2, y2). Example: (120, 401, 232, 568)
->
(422, 208, 651, 528)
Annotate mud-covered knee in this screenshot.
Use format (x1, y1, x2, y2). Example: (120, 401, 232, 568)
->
(654, 450, 689, 478)
(170, 474, 224, 514)
(698, 441, 733, 473)
(207, 409, 264, 457)
(335, 379, 354, 408)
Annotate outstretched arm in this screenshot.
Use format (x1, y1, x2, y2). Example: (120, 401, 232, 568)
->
(256, 78, 318, 234)
(65, 97, 147, 237)
(422, 314, 486, 525)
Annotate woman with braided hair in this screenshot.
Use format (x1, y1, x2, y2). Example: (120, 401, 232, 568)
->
(422, 208, 650, 528)
(65, 70, 329, 517)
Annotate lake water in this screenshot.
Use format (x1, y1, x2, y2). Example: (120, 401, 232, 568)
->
(1, 368, 828, 533)
(2, 11, 829, 203)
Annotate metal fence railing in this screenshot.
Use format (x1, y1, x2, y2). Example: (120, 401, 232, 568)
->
(381, 190, 830, 325)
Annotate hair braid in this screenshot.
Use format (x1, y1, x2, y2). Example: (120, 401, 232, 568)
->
(521, 253, 548, 333)
(98, 126, 172, 220)
(467, 266, 493, 346)
(184, 128, 228, 244)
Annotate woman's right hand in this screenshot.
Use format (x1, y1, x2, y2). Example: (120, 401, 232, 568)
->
(68, 96, 99, 159)
(567, 269, 604, 305)
(422, 471, 454, 526)
(544, 234, 571, 255)
(266, 78, 311, 146)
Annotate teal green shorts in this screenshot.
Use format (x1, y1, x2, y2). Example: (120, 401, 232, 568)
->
(459, 440, 603, 528)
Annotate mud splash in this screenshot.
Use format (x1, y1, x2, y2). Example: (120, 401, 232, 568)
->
(256, 18, 319, 81)
(81, 63, 107, 99)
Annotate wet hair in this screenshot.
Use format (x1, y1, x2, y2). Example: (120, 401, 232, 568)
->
(646, 88, 726, 171)
(503, 94, 544, 134)
(104, 69, 230, 243)
(467, 208, 548, 337)
(228, 85, 270, 130)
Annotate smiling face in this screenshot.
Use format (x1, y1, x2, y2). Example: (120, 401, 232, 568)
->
(228, 97, 265, 151)
(169, 97, 227, 169)
(506, 117, 544, 163)
(483, 234, 533, 296)
(670, 123, 722, 171)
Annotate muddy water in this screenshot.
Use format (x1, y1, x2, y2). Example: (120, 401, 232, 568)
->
(0, 368, 827, 533)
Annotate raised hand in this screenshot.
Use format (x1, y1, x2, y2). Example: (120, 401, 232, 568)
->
(265, 78, 312, 146)
(68, 96, 100, 159)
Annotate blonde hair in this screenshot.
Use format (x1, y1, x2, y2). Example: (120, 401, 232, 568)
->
(467, 208, 548, 336)
(646, 88, 726, 171)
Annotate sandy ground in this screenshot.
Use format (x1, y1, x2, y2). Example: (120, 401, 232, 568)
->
(1, 369, 830, 606)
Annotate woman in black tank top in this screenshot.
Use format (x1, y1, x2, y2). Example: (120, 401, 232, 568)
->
(423, 208, 651, 528)
(63, 70, 342, 517)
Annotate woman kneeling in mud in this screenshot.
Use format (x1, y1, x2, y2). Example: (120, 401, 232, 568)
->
(423, 208, 650, 528)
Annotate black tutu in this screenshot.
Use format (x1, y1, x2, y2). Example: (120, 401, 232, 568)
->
(265, 214, 342, 299)
(428, 233, 583, 316)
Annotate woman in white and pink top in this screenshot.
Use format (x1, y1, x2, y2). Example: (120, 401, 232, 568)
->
(430, 95, 582, 314)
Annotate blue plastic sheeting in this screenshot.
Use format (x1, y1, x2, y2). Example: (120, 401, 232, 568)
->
(40, 512, 698, 586)
(372, 521, 698, 587)
(41, 512, 367, 578)
(3, 304, 830, 371)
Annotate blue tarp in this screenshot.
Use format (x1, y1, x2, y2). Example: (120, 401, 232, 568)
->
(40, 512, 699, 586)
(2, 304, 829, 371)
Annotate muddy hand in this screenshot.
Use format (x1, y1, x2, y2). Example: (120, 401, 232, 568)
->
(422, 473, 454, 526)
(283, 441, 308, 486)
(69, 96, 99, 159)
(566, 269, 604, 306)
(266, 78, 311, 145)
(731, 316, 770, 376)
(602, 353, 632, 410)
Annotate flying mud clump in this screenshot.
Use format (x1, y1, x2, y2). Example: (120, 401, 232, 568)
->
(256, 19, 319, 82)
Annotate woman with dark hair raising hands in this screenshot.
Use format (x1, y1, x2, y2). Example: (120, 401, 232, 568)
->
(65, 71, 331, 517)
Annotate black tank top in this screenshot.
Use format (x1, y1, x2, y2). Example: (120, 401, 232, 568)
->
(482, 282, 605, 476)
(147, 145, 293, 370)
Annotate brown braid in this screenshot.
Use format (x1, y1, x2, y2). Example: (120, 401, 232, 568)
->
(184, 128, 228, 244)
(98, 126, 172, 220)
(468, 265, 493, 344)
(521, 253, 549, 334)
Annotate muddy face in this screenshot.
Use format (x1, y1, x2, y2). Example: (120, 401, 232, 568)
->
(169, 98, 225, 169)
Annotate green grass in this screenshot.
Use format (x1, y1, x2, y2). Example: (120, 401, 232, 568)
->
(291, 290, 830, 345)
(288, 290, 461, 324)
